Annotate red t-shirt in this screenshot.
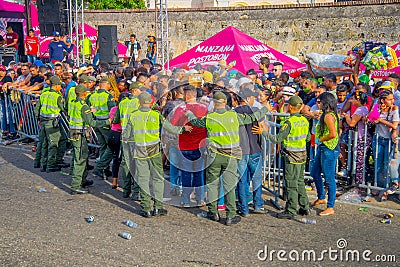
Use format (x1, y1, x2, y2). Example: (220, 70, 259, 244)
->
(25, 36, 40, 55)
(6, 32, 18, 49)
(170, 103, 208, 151)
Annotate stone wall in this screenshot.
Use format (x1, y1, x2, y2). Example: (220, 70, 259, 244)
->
(84, 0, 400, 61)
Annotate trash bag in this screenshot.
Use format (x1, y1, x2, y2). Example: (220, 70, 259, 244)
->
(306, 52, 354, 77)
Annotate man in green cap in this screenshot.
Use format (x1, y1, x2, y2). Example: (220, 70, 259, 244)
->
(89, 76, 116, 179)
(68, 84, 110, 194)
(253, 95, 310, 219)
(114, 81, 142, 199)
(123, 92, 191, 217)
(34, 75, 65, 172)
(187, 91, 270, 225)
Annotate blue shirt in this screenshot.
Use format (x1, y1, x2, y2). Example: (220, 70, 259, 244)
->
(65, 80, 77, 98)
(49, 41, 74, 61)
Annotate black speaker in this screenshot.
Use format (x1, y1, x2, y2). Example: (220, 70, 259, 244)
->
(98, 25, 119, 64)
(37, 0, 69, 36)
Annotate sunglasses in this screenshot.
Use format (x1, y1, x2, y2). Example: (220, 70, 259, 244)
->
(316, 100, 321, 104)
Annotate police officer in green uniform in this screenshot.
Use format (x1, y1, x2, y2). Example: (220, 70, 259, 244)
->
(68, 84, 110, 194)
(114, 81, 141, 199)
(34, 75, 65, 172)
(123, 92, 190, 217)
(253, 95, 310, 219)
(33, 74, 53, 171)
(89, 77, 115, 179)
(187, 92, 269, 225)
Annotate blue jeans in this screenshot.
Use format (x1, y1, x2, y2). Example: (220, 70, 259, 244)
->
(237, 152, 263, 214)
(0, 97, 15, 133)
(169, 145, 181, 190)
(27, 54, 37, 63)
(180, 148, 205, 204)
(373, 136, 391, 187)
(93, 53, 99, 66)
(311, 145, 339, 208)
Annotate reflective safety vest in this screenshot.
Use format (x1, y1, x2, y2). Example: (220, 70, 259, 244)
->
(206, 110, 240, 148)
(39, 90, 61, 118)
(130, 109, 160, 146)
(119, 97, 139, 130)
(90, 90, 111, 119)
(68, 99, 86, 129)
(67, 86, 76, 103)
(283, 115, 309, 152)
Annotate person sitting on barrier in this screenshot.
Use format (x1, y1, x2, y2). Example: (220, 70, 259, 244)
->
(343, 91, 371, 186)
(371, 90, 399, 201)
(253, 95, 311, 220)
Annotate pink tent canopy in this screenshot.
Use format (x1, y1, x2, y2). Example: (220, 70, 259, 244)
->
(167, 26, 305, 74)
(370, 42, 400, 78)
(0, 0, 24, 13)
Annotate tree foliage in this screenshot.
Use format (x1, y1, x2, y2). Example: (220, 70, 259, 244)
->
(86, 0, 146, 10)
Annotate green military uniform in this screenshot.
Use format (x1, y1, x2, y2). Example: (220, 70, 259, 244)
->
(261, 96, 310, 216)
(116, 93, 140, 198)
(188, 92, 269, 222)
(88, 77, 115, 176)
(123, 92, 185, 216)
(66, 75, 91, 174)
(68, 84, 110, 192)
(34, 85, 50, 170)
(34, 76, 64, 172)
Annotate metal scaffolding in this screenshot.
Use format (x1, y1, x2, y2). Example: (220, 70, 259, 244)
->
(155, 0, 169, 69)
(67, 0, 85, 67)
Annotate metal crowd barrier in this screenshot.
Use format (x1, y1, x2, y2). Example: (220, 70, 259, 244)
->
(0, 89, 40, 143)
(0, 88, 100, 149)
(261, 112, 294, 210)
(59, 112, 100, 148)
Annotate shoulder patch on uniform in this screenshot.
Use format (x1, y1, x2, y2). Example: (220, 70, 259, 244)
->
(281, 123, 288, 131)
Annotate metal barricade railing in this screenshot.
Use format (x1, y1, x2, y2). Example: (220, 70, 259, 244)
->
(0, 89, 40, 142)
(59, 106, 100, 149)
(337, 123, 399, 197)
(261, 112, 291, 210)
(0, 88, 100, 149)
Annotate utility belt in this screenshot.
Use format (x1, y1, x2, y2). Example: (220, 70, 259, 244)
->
(69, 128, 90, 140)
(40, 115, 60, 127)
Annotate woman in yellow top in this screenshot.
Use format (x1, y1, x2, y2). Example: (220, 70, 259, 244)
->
(311, 92, 340, 216)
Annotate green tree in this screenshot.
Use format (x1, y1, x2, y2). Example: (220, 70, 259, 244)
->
(86, 0, 146, 10)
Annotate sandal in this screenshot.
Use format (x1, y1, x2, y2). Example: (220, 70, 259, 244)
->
(378, 191, 388, 202)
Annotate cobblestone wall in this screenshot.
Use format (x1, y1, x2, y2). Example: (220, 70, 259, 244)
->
(84, 0, 400, 60)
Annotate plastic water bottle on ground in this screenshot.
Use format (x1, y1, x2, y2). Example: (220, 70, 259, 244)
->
(37, 188, 46, 193)
(196, 211, 208, 218)
(301, 218, 316, 224)
(119, 233, 132, 240)
(86, 216, 94, 223)
(124, 220, 138, 228)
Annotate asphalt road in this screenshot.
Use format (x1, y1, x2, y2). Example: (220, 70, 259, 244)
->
(0, 143, 399, 267)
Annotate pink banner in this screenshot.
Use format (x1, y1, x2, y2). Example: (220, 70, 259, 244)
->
(167, 26, 306, 74)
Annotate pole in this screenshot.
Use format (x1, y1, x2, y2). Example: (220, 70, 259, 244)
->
(25, 0, 31, 32)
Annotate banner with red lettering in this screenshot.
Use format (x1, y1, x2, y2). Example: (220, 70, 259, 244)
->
(166, 26, 306, 74)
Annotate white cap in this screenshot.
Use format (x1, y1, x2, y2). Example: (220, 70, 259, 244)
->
(282, 86, 296, 96)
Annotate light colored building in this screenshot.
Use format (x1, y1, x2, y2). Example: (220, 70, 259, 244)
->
(148, 0, 334, 9)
